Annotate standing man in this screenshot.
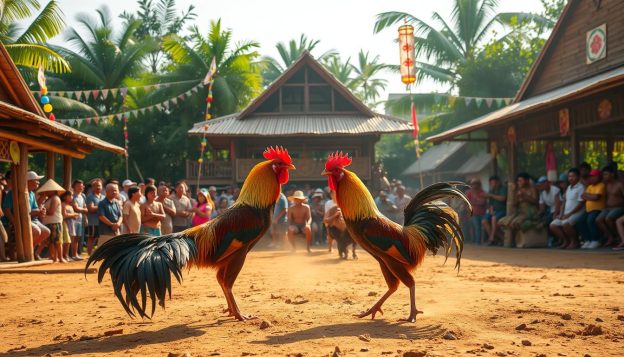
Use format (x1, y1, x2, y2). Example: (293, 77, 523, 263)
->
(482, 176, 507, 246)
(122, 186, 142, 234)
(86, 178, 104, 255)
(393, 185, 412, 224)
(287, 190, 312, 253)
(270, 190, 288, 249)
(170, 181, 192, 233)
(119, 179, 136, 203)
(156, 185, 176, 235)
(97, 183, 123, 247)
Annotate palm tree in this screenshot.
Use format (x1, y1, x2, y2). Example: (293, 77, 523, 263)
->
(120, 0, 197, 73)
(0, 0, 69, 72)
(374, 0, 551, 86)
(163, 19, 263, 116)
(321, 55, 357, 90)
(262, 34, 337, 86)
(351, 50, 390, 106)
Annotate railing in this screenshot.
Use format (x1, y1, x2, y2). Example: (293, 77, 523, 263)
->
(188, 157, 371, 182)
(186, 160, 232, 180)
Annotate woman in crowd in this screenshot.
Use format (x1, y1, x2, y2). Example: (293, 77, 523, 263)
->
(191, 188, 213, 227)
(140, 185, 165, 236)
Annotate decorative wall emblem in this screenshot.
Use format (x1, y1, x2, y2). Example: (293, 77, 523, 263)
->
(587, 24, 607, 64)
(597, 99, 612, 120)
(559, 108, 570, 136)
(506, 126, 516, 145)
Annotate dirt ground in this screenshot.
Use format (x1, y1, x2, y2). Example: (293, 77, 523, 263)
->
(1, 242, 623, 357)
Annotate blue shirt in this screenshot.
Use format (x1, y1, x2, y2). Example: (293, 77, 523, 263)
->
(86, 193, 104, 227)
(98, 198, 121, 235)
(273, 192, 288, 223)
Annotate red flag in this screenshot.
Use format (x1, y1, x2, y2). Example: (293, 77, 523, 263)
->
(411, 100, 419, 139)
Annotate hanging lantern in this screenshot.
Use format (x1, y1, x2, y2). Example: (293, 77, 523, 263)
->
(43, 103, 53, 113)
(398, 24, 416, 85)
(40, 95, 50, 104)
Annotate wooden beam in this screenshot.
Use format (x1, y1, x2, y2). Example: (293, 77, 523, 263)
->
(17, 143, 33, 261)
(47, 152, 55, 181)
(0, 129, 85, 158)
(63, 155, 72, 190)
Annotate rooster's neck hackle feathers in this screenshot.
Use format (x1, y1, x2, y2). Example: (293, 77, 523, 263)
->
(336, 169, 379, 220)
(237, 160, 281, 208)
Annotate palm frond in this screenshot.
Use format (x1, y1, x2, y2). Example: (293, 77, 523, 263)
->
(14, 0, 65, 44)
(5, 43, 70, 73)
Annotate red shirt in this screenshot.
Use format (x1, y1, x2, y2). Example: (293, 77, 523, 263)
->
(467, 189, 488, 216)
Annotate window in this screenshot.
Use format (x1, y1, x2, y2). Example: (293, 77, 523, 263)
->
(309, 86, 331, 112)
(282, 86, 304, 112)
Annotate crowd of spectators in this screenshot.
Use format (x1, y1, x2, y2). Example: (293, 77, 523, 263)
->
(463, 162, 624, 250)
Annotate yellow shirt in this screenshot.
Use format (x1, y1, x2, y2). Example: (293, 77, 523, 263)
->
(585, 183, 606, 212)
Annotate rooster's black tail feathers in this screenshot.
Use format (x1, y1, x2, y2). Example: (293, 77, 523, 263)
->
(403, 182, 472, 270)
(85, 233, 197, 318)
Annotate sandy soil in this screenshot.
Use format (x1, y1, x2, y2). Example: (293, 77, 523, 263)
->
(1, 242, 623, 357)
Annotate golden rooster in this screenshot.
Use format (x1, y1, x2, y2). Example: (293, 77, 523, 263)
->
(87, 147, 295, 321)
(322, 152, 470, 322)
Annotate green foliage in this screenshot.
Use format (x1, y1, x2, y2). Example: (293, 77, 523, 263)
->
(1, 0, 69, 72)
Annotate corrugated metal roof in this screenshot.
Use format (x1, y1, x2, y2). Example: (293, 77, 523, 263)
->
(188, 113, 412, 136)
(427, 65, 624, 143)
(402, 142, 465, 175)
(456, 152, 492, 174)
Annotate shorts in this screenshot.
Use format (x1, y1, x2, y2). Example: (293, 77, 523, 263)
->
(550, 210, 584, 226)
(61, 222, 71, 244)
(290, 224, 306, 234)
(141, 226, 161, 236)
(484, 210, 506, 222)
(45, 223, 62, 245)
(598, 207, 624, 220)
(86, 225, 99, 238)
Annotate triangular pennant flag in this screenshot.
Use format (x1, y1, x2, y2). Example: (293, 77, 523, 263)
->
(70, 119, 76, 126)
(120, 87, 128, 97)
(156, 103, 163, 110)
(496, 98, 504, 107)
(92, 89, 99, 99)
(178, 94, 185, 101)
(101, 89, 109, 99)
(86, 91, 93, 100)
(59, 119, 66, 125)
(475, 98, 484, 108)
(485, 98, 493, 108)
(464, 97, 472, 106)
(140, 108, 146, 114)
(110, 88, 119, 98)
(75, 91, 83, 100)
(116, 113, 122, 121)
(108, 116, 115, 125)
(163, 101, 170, 109)
(192, 86, 199, 93)
(85, 117, 92, 124)
(93, 117, 99, 124)
(171, 97, 178, 105)
(448, 95, 457, 107)
(504, 98, 512, 105)
(67, 91, 74, 99)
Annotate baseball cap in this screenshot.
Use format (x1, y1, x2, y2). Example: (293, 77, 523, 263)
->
(26, 171, 44, 181)
(208, 186, 217, 192)
(122, 179, 137, 187)
(537, 176, 548, 184)
(558, 173, 568, 182)
(589, 169, 601, 177)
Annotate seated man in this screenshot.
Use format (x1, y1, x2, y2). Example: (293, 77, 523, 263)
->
(596, 166, 624, 246)
(482, 176, 507, 245)
(287, 190, 312, 253)
(537, 176, 561, 224)
(578, 169, 605, 249)
(499, 172, 539, 231)
(550, 168, 585, 249)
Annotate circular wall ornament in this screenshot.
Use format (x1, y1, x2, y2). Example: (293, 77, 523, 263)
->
(598, 99, 612, 120)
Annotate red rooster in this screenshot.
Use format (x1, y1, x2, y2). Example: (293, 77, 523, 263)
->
(322, 152, 470, 322)
(87, 147, 295, 321)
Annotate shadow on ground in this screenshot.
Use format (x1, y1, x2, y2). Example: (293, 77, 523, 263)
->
(252, 320, 446, 345)
(1, 323, 210, 356)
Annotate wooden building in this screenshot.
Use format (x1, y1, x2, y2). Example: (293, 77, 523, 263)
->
(428, 0, 624, 179)
(187, 51, 412, 186)
(0, 43, 125, 262)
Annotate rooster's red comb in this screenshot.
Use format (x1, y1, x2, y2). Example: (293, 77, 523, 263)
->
(325, 151, 352, 171)
(263, 146, 292, 165)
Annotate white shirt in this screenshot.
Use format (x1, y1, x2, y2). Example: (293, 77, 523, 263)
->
(563, 183, 585, 215)
(324, 199, 336, 212)
(539, 186, 560, 213)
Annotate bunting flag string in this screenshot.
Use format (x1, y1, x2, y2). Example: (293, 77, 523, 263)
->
(406, 93, 514, 109)
(31, 79, 200, 100)
(57, 82, 204, 126)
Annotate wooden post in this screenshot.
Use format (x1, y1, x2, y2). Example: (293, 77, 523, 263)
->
(47, 152, 55, 181)
(507, 142, 516, 183)
(570, 130, 579, 167)
(10, 165, 25, 262)
(63, 155, 72, 190)
(18, 144, 33, 261)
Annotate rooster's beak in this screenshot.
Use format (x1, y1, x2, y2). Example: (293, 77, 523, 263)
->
(286, 164, 296, 170)
(321, 170, 330, 176)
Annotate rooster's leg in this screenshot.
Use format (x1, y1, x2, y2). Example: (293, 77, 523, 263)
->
(216, 266, 235, 316)
(399, 284, 423, 323)
(223, 251, 257, 321)
(357, 261, 398, 319)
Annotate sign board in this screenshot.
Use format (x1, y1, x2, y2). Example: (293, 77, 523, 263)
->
(586, 24, 607, 64)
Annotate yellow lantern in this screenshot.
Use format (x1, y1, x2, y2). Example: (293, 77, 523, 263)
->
(398, 24, 416, 85)
(43, 103, 53, 113)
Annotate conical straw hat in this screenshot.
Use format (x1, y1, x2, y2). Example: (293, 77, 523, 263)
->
(37, 179, 66, 195)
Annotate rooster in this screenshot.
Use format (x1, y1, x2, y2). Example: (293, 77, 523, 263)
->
(322, 152, 470, 322)
(86, 147, 295, 321)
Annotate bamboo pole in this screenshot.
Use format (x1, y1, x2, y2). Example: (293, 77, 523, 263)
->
(63, 155, 72, 190)
(10, 164, 25, 262)
(17, 143, 33, 261)
(47, 152, 55, 181)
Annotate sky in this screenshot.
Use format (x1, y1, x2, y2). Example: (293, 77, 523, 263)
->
(52, 0, 546, 99)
